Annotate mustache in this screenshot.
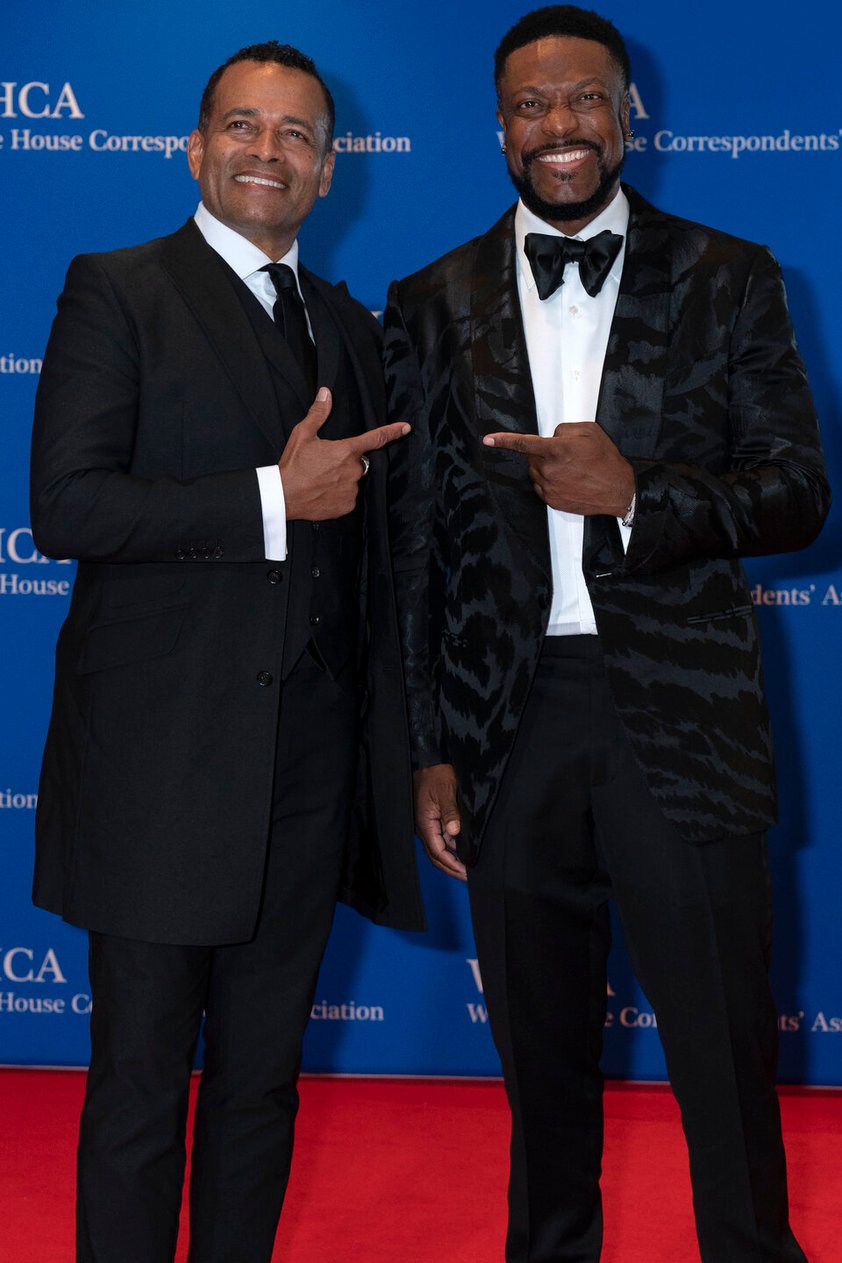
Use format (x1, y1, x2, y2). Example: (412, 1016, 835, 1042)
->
(522, 140, 602, 168)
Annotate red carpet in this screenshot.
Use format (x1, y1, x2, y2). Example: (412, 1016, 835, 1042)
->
(0, 1070, 838, 1260)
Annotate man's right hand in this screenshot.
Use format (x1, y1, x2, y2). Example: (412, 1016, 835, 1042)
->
(280, 387, 410, 520)
(414, 764, 467, 881)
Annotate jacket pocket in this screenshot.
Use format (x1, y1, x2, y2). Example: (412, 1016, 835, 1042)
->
(686, 604, 754, 625)
(77, 605, 187, 674)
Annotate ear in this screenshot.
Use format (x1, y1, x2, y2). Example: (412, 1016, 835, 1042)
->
(620, 95, 631, 136)
(186, 129, 205, 181)
(318, 146, 336, 198)
(496, 106, 506, 133)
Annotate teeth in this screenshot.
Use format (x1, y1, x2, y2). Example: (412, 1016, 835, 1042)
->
(234, 175, 285, 189)
(537, 149, 590, 164)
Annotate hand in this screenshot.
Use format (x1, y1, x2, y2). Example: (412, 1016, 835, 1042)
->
(414, 764, 466, 881)
(280, 387, 411, 520)
(483, 422, 634, 516)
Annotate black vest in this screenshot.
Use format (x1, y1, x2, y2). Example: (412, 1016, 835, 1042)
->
(235, 273, 365, 679)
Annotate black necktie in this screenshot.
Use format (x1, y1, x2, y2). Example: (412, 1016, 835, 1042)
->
(524, 229, 623, 300)
(261, 262, 316, 394)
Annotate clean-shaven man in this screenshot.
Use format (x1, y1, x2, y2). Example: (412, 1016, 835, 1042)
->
(32, 40, 422, 1263)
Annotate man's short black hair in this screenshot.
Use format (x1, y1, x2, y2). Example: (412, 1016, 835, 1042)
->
(198, 40, 335, 148)
(494, 6, 631, 94)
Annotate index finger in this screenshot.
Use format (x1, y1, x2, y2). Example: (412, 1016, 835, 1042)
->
(351, 422, 411, 453)
(483, 431, 554, 454)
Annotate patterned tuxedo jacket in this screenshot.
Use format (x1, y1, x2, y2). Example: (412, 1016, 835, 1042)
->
(383, 185, 830, 862)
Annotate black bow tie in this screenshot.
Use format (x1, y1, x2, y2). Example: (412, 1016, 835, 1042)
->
(524, 229, 623, 299)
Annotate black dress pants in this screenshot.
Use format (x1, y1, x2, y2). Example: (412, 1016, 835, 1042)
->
(76, 650, 358, 1263)
(467, 636, 807, 1263)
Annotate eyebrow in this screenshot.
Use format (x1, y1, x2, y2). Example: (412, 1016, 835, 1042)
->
(220, 107, 315, 132)
(512, 76, 612, 94)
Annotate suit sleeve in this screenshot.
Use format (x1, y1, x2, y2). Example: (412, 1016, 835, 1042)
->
(383, 281, 446, 769)
(622, 247, 830, 574)
(30, 253, 266, 564)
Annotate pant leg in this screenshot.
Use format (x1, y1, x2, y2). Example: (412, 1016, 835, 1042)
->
(468, 639, 612, 1263)
(467, 635, 806, 1263)
(591, 707, 807, 1263)
(77, 934, 211, 1263)
(187, 652, 358, 1263)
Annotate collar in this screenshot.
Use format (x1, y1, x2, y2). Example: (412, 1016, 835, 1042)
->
(515, 186, 629, 293)
(193, 201, 300, 285)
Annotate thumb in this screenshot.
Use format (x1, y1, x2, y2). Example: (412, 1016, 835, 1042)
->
(439, 793, 461, 837)
(298, 386, 333, 435)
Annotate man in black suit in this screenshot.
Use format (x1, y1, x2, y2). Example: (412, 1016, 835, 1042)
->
(385, 7, 828, 1260)
(31, 40, 423, 1263)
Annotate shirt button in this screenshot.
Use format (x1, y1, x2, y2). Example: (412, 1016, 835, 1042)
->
(569, 305, 579, 315)
(267, 569, 283, 584)
(311, 567, 320, 578)
(309, 614, 321, 626)
(256, 670, 273, 687)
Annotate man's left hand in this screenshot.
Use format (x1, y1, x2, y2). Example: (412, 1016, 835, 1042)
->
(483, 422, 634, 516)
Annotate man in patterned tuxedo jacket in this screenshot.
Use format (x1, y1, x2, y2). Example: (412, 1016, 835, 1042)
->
(31, 41, 422, 1263)
(384, 7, 828, 1261)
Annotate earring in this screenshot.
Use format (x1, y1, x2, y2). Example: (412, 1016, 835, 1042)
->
(625, 128, 635, 140)
(501, 143, 507, 154)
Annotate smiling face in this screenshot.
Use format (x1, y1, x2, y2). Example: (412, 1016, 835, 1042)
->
(187, 59, 335, 259)
(496, 35, 629, 235)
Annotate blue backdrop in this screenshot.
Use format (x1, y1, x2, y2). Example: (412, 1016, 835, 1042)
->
(2, 0, 840, 1084)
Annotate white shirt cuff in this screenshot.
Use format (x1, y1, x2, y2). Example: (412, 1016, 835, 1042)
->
(256, 465, 287, 560)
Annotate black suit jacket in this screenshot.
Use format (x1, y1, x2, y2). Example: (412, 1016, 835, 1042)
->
(384, 186, 830, 861)
(31, 220, 424, 942)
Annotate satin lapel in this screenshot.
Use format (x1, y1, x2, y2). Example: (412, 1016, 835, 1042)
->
(596, 187, 671, 451)
(471, 208, 550, 580)
(587, 187, 672, 573)
(160, 221, 285, 450)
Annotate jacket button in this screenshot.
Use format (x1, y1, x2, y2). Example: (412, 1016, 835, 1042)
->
(202, 546, 212, 559)
(311, 567, 320, 578)
(309, 614, 321, 626)
(188, 547, 199, 559)
(175, 547, 187, 560)
(213, 545, 224, 559)
(256, 670, 273, 687)
(267, 569, 283, 584)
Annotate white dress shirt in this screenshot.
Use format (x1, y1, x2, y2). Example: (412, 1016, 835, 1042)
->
(515, 187, 630, 635)
(194, 201, 308, 561)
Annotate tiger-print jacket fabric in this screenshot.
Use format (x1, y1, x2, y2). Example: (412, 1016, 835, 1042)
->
(383, 185, 830, 863)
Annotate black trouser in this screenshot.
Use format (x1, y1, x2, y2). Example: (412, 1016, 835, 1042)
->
(468, 636, 806, 1263)
(77, 651, 358, 1263)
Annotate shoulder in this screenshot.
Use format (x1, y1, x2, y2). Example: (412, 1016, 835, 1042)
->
(625, 184, 777, 276)
(62, 223, 194, 292)
(389, 206, 516, 308)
